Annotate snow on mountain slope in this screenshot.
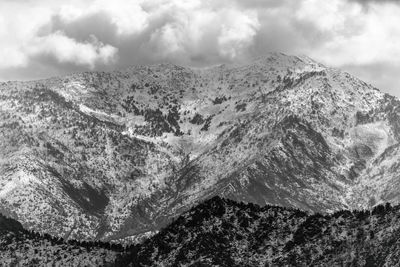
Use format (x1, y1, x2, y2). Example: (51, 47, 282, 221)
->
(1, 52, 400, 241)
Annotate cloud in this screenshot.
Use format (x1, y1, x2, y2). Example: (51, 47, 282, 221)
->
(1, 0, 400, 97)
(349, 0, 400, 4)
(27, 32, 117, 69)
(217, 10, 260, 59)
(0, 0, 117, 71)
(299, 0, 400, 66)
(57, 0, 150, 36)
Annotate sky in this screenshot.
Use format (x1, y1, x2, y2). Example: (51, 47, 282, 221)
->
(1, 0, 400, 97)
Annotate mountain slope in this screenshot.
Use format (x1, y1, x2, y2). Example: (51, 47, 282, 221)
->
(116, 196, 400, 267)
(1, 53, 400, 241)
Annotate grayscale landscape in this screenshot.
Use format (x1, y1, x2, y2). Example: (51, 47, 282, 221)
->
(1, 0, 400, 266)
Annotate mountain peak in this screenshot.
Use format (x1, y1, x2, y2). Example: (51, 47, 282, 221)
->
(250, 52, 325, 69)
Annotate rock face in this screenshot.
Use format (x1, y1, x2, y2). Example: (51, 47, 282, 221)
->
(116, 196, 400, 267)
(1, 52, 400, 241)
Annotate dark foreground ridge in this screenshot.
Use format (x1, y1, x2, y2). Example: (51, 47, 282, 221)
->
(0, 213, 122, 266)
(2, 197, 400, 266)
(116, 196, 400, 267)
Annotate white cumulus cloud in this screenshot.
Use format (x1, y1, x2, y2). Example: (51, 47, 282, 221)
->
(27, 32, 117, 68)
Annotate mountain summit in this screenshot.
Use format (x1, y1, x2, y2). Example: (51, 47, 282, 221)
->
(1, 53, 400, 241)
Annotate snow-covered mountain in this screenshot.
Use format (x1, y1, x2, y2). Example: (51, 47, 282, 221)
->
(1, 52, 400, 241)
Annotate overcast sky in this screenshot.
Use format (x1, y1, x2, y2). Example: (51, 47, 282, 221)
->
(1, 0, 400, 96)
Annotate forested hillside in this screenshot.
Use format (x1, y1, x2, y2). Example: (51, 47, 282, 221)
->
(0, 213, 120, 266)
(116, 197, 400, 267)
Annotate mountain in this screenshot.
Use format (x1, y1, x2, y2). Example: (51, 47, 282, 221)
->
(1, 52, 400, 241)
(0, 213, 119, 266)
(116, 196, 400, 267)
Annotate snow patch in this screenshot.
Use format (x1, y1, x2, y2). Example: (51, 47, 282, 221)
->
(0, 170, 39, 198)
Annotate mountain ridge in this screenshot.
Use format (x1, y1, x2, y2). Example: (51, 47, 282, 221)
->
(116, 196, 400, 266)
